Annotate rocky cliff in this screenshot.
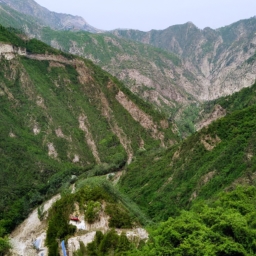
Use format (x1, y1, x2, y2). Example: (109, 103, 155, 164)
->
(113, 18, 256, 101)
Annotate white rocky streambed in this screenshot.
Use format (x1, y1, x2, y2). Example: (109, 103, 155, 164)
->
(9, 194, 60, 256)
(8, 194, 148, 256)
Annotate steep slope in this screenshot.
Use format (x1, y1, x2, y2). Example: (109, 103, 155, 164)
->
(0, 25, 177, 236)
(0, 0, 99, 32)
(0, 2, 199, 115)
(196, 81, 256, 130)
(0, 2, 43, 37)
(113, 18, 256, 101)
(120, 100, 256, 221)
(39, 28, 198, 112)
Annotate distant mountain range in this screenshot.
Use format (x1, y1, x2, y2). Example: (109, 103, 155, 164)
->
(0, 0, 100, 32)
(112, 18, 256, 101)
(0, 0, 256, 125)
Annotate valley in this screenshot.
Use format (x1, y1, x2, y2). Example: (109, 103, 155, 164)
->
(0, 0, 256, 255)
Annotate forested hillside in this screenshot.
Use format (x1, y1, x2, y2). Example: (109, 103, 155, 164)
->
(120, 98, 256, 221)
(0, 2, 256, 254)
(0, 25, 177, 245)
(128, 186, 256, 255)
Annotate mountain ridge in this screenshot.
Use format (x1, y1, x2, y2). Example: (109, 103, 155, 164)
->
(0, 0, 100, 32)
(1, 1, 256, 132)
(112, 17, 256, 101)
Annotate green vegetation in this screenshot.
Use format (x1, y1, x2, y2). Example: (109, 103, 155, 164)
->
(106, 203, 133, 228)
(46, 182, 136, 256)
(128, 186, 256, 256)
(0, 236, 11, 256)
(84, 200, 101, 223)
(74, 230, 132, 256)
(175, 103, 200, 137)
(0, 25, 176, 249)
(120, 102, 256, 220)
(1, 14, 256, 256)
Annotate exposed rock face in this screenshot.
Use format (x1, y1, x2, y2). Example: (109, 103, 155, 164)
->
(113, 18, 256, 102)
(196, 104, 226, 131)
(200, 134, 221, 151)
(79, 114, 101, 164)
(0, 43, 26, 60)
(116, 90, 165, 146)
(10, 195, 61, 256)
(47, 142, 58, 158)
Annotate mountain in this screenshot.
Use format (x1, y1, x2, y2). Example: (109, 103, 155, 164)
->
(0, 2, 200, 118)
(0, 0, 256, 119)
(112, 18, 256, 101)
(1, 4, 256, 254)
(0, 0, 99, 32)
(120, 81, 256, 221)
(0, 25, 177, 239)
(1, 1, 256, 136)
(39, 27, 198, 112)
(1, 23, 256, 256)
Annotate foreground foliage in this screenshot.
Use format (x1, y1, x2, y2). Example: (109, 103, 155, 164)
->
(120, 102, 256, 220)
(46, 181, 136, 256)
(74, 230, 132, 256)
(128, 186, 256, 256)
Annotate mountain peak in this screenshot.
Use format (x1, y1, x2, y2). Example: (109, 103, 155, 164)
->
(1, 0, 100, 32)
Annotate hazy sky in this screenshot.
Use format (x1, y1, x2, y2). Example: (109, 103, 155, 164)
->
(35, 0, 256, 31)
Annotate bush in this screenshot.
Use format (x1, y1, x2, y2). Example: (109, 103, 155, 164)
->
(84, 201, 101, 223)
(106, 204, 133, 229)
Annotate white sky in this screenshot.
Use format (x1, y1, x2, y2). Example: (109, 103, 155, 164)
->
(35, 0, 256, 31)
